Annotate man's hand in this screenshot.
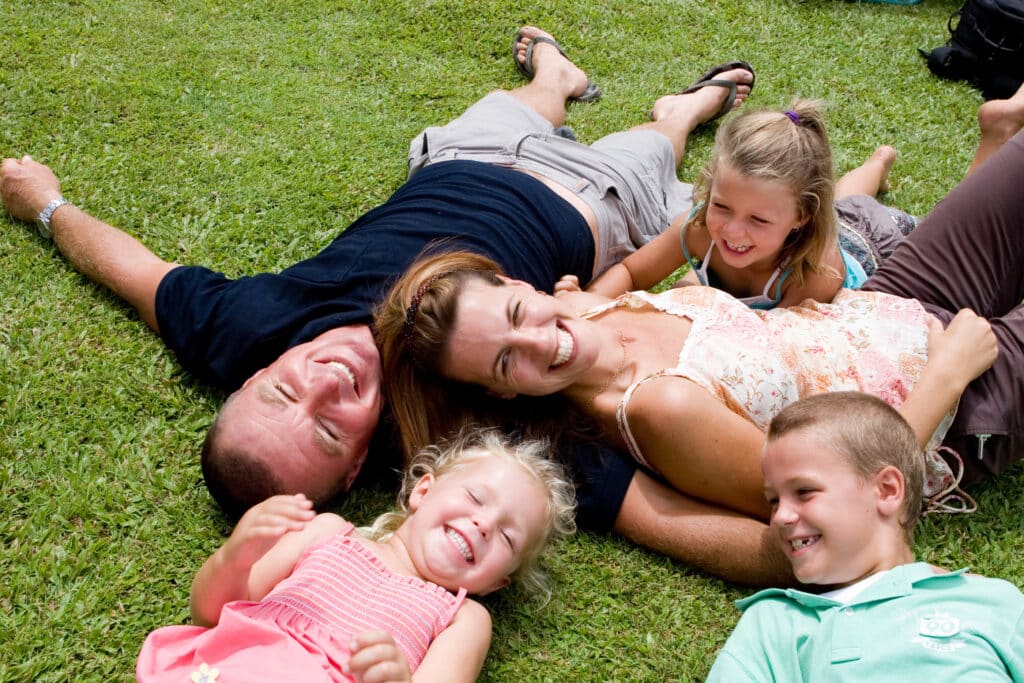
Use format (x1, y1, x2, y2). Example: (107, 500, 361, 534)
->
(0, 156, 63, 223)
(345, 630, 412, 683)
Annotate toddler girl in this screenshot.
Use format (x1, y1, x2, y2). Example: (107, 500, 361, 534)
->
(575, 99, 914, 308)
(136, 429, 576, 683)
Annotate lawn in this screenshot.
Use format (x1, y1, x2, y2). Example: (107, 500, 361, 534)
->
(3, 0, 1022, 680)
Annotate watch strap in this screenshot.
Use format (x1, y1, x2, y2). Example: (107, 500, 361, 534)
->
(36, 197, 71, 240)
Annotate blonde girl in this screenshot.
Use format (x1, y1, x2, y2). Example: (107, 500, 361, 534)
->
(577, 99, 915, 308)
(137, 429, 576, 683)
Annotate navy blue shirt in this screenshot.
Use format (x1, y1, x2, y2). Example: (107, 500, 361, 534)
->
(155, 160, 632, 532)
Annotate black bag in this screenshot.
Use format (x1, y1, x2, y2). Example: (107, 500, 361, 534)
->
(919, 0, 1024, 100)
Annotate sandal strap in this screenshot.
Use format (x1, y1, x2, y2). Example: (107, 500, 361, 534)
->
(516, 35, 566, 80)
(922, 446, 978, 516)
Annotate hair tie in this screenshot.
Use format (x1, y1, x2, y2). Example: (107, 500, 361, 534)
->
(400, 270, 453, 348)
(784, 110, 800, 124)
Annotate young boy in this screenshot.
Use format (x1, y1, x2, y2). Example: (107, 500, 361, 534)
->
(707, 392, 1024, 681)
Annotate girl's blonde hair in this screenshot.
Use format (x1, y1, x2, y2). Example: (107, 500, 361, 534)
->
(361, 427, 577, 601)
(374, 250, 509, 459)
(690, 99, 838, 286)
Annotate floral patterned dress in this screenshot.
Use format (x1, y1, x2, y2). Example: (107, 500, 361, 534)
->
(587, 287, 955, 493)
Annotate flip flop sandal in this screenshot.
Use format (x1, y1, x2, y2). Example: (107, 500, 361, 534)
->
(650, 60, 756, 122)
(511, 30, 602, 103)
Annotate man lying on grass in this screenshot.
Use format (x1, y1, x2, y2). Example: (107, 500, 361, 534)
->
(1, 26, 788, 585)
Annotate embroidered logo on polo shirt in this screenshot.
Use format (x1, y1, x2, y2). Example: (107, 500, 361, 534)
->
(912, 612, 966, 653)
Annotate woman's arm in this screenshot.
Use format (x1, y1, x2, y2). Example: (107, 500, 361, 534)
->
(898, 310, 997, 449)
(587, 216, 687, 297)
(189, 495, 339, 626)
(614, 470, 794, 587)
(625, 377, 771, 519)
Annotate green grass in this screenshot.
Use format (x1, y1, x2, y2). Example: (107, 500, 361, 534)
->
(3, 0, 1022, 680)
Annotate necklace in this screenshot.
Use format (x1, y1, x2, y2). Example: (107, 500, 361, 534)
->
(586, 328, 628, 410)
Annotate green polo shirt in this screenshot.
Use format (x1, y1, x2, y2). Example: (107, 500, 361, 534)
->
(707, 562, 1024, 681)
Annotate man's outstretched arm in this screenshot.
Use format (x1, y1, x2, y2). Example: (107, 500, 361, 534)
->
(1, 156, 179, 332)
(614, 470, 794, 587)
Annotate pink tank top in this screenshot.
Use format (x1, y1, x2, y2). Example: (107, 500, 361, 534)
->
(260, 522, 467, 670)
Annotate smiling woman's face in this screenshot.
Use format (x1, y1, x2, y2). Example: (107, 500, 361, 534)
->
(440, 278, 598, 398)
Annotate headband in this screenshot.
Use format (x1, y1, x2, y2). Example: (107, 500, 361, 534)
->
(400, 271, 452, 348)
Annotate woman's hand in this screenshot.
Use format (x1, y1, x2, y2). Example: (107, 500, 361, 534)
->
(346, 630, 412, 683)
(220, 493, 316, 572)
(925, 309, 998, 390)
(554, 274, 581, 296)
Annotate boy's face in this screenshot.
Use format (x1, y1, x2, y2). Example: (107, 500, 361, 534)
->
(762, 430, 889, 588)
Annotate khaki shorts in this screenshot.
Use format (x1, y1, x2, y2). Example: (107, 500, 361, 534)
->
(408, 92, 693, 276)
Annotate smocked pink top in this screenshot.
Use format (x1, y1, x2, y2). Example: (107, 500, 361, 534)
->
(137, 520, 467, 682)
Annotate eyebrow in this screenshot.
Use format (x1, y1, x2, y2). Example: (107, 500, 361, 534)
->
(315, 431, 344, 457)
(255, 381, 286, 407)
(259, 383, 346, 457)
(490, 297, 516, 383)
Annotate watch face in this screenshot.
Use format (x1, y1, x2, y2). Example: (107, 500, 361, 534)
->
(35, 197, 67, 240)
(36, 216, 52, 239)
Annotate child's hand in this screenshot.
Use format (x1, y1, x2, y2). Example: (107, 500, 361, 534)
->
(221, 494, 316, 571)
(554, 274, 581, 296)
(925, 309, 997, 388)
(345, 630, 412, 683)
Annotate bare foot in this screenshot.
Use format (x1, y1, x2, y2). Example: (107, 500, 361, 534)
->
(836, 145, 897, 198)
(649, 66, 755, 128)
(514, 26, 593, 100)
(868, 145, 897, 193)
(977, 81, 1024, 146)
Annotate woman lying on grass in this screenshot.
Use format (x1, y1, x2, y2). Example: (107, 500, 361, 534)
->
(374, 124, 1024, 573)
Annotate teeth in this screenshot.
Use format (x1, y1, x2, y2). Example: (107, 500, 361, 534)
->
(327, 361, 357, 389)
(726, 241, 752, 253)
(446, 528, 473, 562)
(552, 327, 574, 368)
(791, 537, 817, 551)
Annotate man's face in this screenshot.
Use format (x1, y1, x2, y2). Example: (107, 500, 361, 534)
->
(221, 324, 383, 500)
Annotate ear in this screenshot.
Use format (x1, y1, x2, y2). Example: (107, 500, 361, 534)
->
(407, 473, 435, 512)
(486, 388, 518, 400)
(792, 205, 813, 231)
(496, 274, 531, 289)
(873, 465, 905, 519)
(240, 366, 268, 389)
(477, 575, 512, 596)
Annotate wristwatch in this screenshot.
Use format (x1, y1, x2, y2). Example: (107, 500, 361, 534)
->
(36, 197, 72, 240)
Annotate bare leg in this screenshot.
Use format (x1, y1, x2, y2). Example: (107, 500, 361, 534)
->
(508, 26, 594, 128)
(640, 67, 755, 167)
(509, 27, 753, 167)
(835, 145, 897, 199)
(968, 81, 1024, 175)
